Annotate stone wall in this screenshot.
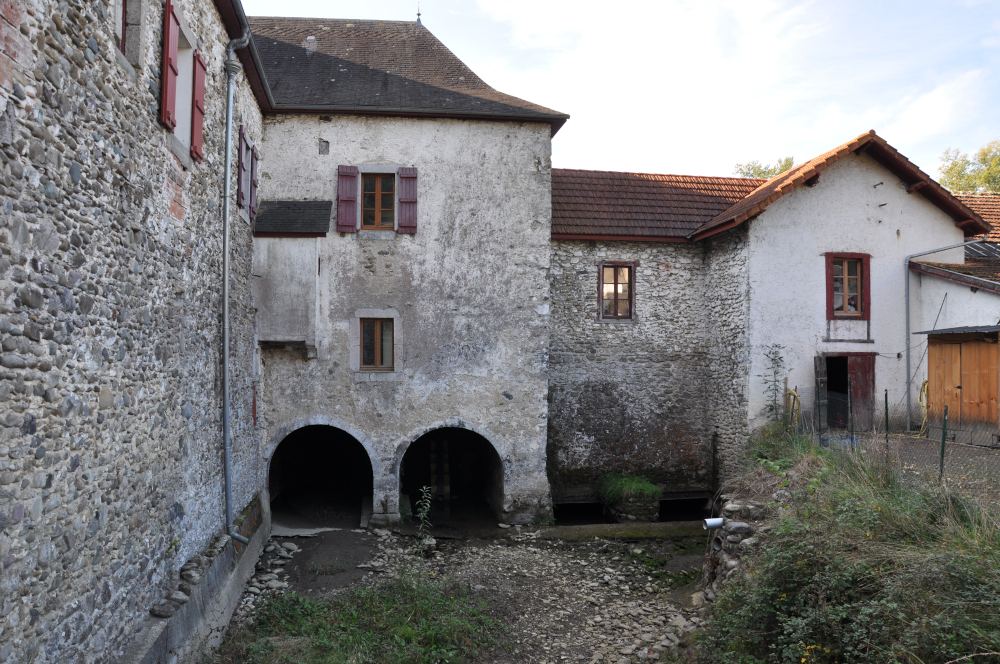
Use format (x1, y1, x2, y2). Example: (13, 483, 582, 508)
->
(0, 0, 263, 661)
(547, 240, 718, 502)
(256, 114, 553, 524)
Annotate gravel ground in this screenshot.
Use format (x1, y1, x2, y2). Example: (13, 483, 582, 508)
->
(228, 526, 708, 664)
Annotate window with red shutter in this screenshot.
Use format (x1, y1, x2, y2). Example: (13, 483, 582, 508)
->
(397, 167, 417, 234)
(249, 146, 260, 221)
(159, 0, 180, 130)
(337, 165, 359, 233)
(825, 253, 871, 321)
(237, 126, 247, 208)
(190, 50, 206, 161)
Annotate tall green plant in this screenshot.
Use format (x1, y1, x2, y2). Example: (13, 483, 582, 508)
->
(759, 344, 786, 423)
(415, 485, 433, 539)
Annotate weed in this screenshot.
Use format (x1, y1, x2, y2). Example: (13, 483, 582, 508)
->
(758, 344, 786, 423)
(307, 561, 345, 577)
(166, 538, 181, 558)
(215, 571, 506, 664)
(596, 473, 662, 505)
(416, 486, 433, 539)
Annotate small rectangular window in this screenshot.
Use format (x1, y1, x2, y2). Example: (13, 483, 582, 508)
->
(831, 258, 861, 315)
(362, 174, 395, 229)
(599, 263, 634, 319)
(361, 318, 393, 370)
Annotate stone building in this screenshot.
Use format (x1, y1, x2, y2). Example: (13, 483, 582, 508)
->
(0, 0, 266, 661)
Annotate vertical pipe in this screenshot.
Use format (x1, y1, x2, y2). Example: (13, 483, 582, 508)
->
(939, 405, 948, 484)
(816, 377, 822, 438)
(848, 375, 854, 446)
(222, 33, 250, 546)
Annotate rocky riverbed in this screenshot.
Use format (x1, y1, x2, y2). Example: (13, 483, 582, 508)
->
(225, 526, 708, 663)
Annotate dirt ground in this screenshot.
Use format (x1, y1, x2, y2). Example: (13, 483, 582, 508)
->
(230, 518, 709, 664)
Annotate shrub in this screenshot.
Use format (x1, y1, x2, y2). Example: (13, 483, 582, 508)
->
(596, 473, 662, 505)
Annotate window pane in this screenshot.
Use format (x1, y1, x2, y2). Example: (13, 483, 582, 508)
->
(381, 192, 394, 210)
(833, 294, 844, 311)
(363, 176, 376, 193)
(363, 193, 376, 209)
(847, 277, 858, 295)
(380, 209, 394, 227)
(602, 285, 615, 316)
(847, 260, 858, 277)
(832, 277, 843, 294)
(833, 260, 843, 277)
(618, 283, 629, 301)
(617, 267, 630, 286)
(362, 320, 376, 366)
(380, 320, 393, 367)
(363, 209, 375, 226)
(847, 295, 858, 312)
(618, 299, 630, 318)
(381, 176, 394, 193)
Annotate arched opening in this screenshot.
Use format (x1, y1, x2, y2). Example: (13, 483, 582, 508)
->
(400, 427, 504, 526)
(268, 425, 373, 528)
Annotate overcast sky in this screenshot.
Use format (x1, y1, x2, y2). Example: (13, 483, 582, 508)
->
(240, 0, 1000, 178)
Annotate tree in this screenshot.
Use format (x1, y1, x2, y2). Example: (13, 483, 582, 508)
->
(938, 139, 1000, 193)
(733, 156, 794, 180)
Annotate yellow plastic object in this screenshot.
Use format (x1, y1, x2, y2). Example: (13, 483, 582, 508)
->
(785, 389, 802, 430)
(918, 380, 929, 436)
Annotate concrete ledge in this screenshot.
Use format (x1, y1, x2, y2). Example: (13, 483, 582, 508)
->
(537, 521, 705, 541)
(121, 494, 270, 664)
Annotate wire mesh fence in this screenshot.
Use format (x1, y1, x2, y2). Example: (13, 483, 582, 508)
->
(783, 381, 1000, 503)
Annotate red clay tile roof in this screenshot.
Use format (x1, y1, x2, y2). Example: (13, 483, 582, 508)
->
(958, 193, 1000, 242)
(911, 258, 1000, 292)
(246, 17, 568, 132)
(551, 169, 765, 240)
(690, 131, 991, 240)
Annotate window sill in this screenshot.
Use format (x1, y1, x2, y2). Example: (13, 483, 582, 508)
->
(167, 133, 192, 170)
(354, 371, 401, 382)
(114, 48, 137, 82)
(357, 230, 397, 240)
(597, 316, 638, 324)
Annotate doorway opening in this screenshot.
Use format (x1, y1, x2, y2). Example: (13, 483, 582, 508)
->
(819, 353, 875, 431)
(826, 356, 849, 428)
(268, 425, 373, 528)
(400, 428, 503, 527)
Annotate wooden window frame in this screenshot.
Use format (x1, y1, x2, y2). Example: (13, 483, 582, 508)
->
(598, 261, 636, 320)
(825, 253, 870, 321)
(360, 318, 394, 370)
(361, 173, 396, 230)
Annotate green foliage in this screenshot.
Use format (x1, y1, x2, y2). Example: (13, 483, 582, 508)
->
(215, 573, 506, 664)
(749, 423, 818, 472)
(733, 156, 794, 180)
(699, 433, 1000, 664)
(596, 473, 663, 505)
(757, 345, 787, 423)
(416, 486, 433, 539)
(939, 140, 1000, 193)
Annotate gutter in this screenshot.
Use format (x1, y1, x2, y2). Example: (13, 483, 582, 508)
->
(221, 25, 252, 546)
(903, 238, 984, 430)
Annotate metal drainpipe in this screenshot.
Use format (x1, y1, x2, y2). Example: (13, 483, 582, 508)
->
(904, 237, 984, 430)
(222, 29, 251, 545)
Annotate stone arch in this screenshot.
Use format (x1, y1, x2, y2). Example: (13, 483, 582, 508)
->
(397, 420, 507, 520)
(266, 415, 382, 479)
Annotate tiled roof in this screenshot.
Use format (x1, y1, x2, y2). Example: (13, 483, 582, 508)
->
(254, 200, 332, 235)
(551, 169, 765, 240)
(691, 131, 991, 240)
(246, 17, 568, 132)
(957, 193, 1000, 242)
(912, 258, 1000, 292)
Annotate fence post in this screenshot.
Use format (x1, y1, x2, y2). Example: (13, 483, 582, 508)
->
(816, 377, 822, 439)
(848, 376, 854, 446)
(884, 389, 890, 449)
(939, 405, 948, 484)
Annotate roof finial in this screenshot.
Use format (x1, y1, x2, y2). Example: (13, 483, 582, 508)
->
(417, 1, 422, 24)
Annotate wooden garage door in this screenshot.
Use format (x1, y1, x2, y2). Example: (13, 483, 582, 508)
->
(928, 339, 999, 424)
(928, 340, 962, 421)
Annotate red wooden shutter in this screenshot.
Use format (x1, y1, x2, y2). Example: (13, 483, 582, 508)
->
(397, 167, 417, 234)
(337, 165, 359, 233)
(237, 126, 247, 208)
(249, 146, 260, 221)
(190, 50, 207, 161)
(159, 0, 180, 130)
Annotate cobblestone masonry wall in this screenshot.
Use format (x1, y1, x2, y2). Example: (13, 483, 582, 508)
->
(704, 228, 750, 481)
(547, 240, 718, 502)
(0, 0, 262, 661)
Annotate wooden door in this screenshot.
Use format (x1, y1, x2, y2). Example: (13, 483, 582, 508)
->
(928, 340, 963, 421)
(847, 354, 876, 428)
(961, 340, 999, 424)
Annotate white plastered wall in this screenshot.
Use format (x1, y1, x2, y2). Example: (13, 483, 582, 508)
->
(745, 153, 967, 429)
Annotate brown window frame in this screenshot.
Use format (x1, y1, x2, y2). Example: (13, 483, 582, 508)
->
(361, 174, 396, 230)
(598, 262, 636, 320)
(360, 318, 394, 370)
(825, 253, 870, 321)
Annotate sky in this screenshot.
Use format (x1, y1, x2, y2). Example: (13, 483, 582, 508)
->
(240, 0, 1000, 178)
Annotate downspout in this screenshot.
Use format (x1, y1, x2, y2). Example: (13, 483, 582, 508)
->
(904, 238, 983, 430)
(222, 27, 252, 545)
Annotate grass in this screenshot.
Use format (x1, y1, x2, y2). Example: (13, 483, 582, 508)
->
(698, 423, 1000, 664)
(596, 472, 663, 505)
(215, 572, 506, 664)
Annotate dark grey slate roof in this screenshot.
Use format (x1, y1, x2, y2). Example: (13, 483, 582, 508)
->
(254, 200, 332, 234)
(914, 325, 1000, 335)
(246, 17, 568, 132)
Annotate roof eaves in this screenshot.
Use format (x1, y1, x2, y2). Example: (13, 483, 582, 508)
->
(908, 260, 1000, 295)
